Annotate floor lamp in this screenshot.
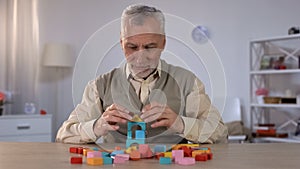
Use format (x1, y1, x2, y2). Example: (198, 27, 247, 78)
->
(42, 43, 73, 140)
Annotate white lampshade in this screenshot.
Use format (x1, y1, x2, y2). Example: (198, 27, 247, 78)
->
(42, 43, 73, 67)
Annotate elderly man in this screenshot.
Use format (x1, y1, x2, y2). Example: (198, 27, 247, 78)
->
(56, 4, 227, 144)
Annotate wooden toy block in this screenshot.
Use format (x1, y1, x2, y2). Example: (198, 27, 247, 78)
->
(126, 138, 145, 148)
(115, 146, 122, 150)
(132, 114, 143, 122)
(139, 144, 153, 158)
(135, 130, 145, 139)
(87, 157, 103, 166)
(116, 154, 130, 161)
(114, 156, 127, 164)
(129, 150, 141, 161)
(103, 157, 113, 165)
(164, 152, 172, 158)
(154, 145, 167, 153)
(125, 146, 137, 154)
(195, 154, 208, 161)
(155, 152, 165, 159)
(172, 150, 184, 163)
(87, 151, 102, 158)
(102, 152, 110, 157)
(159, 157, 172, 164)
(111, 150, 124, 156)
(70, 157, 82, 164)
(181, 146, 192, 157)
(178, 157, 196, 165)
(127, 121, 146, 132)
(172, 144, 199, 150)
(77, 147, 83, 154)
(192, 150, 204, 157)
(192, 147, 211, 153)
(69, 147, 78, 153)
(207, 153, 213, 160)
(92, 147, 99, 151)
(83, 148, 93, 156)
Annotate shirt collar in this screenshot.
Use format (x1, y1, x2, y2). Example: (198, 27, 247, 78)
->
(126, 60, 161, 80)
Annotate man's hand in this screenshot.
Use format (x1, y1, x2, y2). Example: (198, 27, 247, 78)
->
(140, 102, 184, 134)
(93, 104, 132, 137)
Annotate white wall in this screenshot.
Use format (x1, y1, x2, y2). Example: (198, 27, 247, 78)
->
(37, 0, 300, 140)
(0, 0, 7, 90)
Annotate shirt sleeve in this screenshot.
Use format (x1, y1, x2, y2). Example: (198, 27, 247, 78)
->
(180, 78, 228, 144)
(55, 80, 102, 144)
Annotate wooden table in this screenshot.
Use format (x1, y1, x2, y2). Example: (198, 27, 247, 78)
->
(0, 142, 299, 169)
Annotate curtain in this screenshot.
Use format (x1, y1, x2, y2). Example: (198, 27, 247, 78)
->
(3, 0, 39, 114)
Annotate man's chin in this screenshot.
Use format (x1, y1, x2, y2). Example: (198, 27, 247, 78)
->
(133, 69, 152, 79)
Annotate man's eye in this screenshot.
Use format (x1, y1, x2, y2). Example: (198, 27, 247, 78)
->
(145, 46, 156, 50)
(128, 46, 137, 50)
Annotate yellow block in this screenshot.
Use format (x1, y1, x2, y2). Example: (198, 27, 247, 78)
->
(87, 157, 103, 165)
(125, 146, 137, 154)
(172, 144, 200, 150)
(164, 152, 172, 158)
(131, 114, 143, 122)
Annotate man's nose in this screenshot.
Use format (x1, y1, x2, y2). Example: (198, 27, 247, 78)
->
(135, 50, 147, 64)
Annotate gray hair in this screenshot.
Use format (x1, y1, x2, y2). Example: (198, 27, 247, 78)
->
(121, 4, 165, 37)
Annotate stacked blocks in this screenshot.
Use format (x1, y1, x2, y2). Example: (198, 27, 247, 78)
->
(69, 144, 213, 166)
(126, 121, 146, 148)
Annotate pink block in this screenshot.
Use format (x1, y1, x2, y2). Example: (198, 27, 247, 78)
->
(172, 150, 184, 163)
(87, 151, 102, 158)
(139, 144, 152, 158)
(178, 157, 196, 165)
(114, 156, 126, 164)
(115, 154, 130, 161)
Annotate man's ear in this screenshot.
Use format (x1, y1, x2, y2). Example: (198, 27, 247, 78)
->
(120, 32, 124, 50)
(162, 35, 166, 49)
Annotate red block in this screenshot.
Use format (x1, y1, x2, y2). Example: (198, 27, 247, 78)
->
(207, 153, 213, 160)
(195, 154, 208, 161)
(155, 152, 164, 160)
(69, 147, 78, 154)
(70, 157, 82, 164)
(181, 146, 192, 157)
(77, 147, 83, 154)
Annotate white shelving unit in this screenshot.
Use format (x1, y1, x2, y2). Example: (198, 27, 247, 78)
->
(249, 34, 300, 143)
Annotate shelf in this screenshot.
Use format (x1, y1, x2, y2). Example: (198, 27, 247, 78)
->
(254, 137, 300, 143)
(251, 103, 300, 108)
(250, 69, 300, 75)
(251, 34, 300, 43)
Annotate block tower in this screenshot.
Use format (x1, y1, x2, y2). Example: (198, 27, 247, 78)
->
(126, 121, 146, 148)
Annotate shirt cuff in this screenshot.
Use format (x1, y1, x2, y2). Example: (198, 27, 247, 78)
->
(82, 119, 98, 142)
(181, 116, 199, 141)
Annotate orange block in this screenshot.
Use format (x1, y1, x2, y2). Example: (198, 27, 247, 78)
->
(115, 146, 122, 150)
(130, 150, 141, 161)
(87, 157, 103, 165)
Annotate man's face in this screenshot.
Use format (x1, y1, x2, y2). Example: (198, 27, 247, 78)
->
(121, 18, 165, 78)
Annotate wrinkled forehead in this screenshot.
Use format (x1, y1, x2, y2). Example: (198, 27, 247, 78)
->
(121, 16, 164, 39)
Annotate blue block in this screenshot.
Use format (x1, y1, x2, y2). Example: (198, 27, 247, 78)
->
(127, 122, 146, 131)
(135, 130, 145, 139)
(92, 147, 99, 151)
(103, 157, 113, 165)
(127, 131, 132, 139)
(102, 152, 110, 157)
(159, 157, 172, 164)
(111, 150, 124, 156)
(154, 145, 167, 153)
